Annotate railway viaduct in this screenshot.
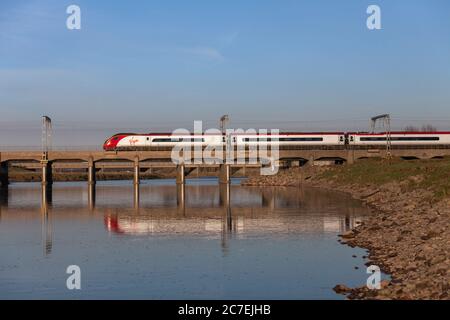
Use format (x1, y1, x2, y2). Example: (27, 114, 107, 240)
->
(1, 147, 449, 187)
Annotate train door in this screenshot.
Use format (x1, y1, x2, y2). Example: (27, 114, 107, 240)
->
(145, 136, 151, 148)
(344, 133, 354, 148)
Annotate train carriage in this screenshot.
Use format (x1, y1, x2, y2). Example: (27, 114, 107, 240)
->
(348, 132, 450, 147)
(103, 132, 346, 151)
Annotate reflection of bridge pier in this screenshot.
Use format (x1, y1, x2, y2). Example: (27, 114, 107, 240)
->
(133, 156, 140, 210)
(41, 187, 52, 256)
(345, 215, 350, 229)
(41, 183, 53, 205)
(220, 183, 233, 254)
(0, 185, 7, 222)
(0, 153, 9, 210)
(88, 183, 96, 211)
(219, 182, 231, 207)
(133, 183, 140, 209)
(0, 185, 8, 207)
(261, 189, 275, 210)
(177, 183, 185, 210)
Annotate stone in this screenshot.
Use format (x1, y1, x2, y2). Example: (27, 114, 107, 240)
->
(333, 284, 352, 294)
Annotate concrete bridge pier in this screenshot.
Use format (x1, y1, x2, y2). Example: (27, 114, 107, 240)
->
(219, 164, 231, 184)
(308, 155, 315, 167)
(133, 156, 140, 186)
(0, 161, 8, 187)
(176, 164, 186, 185)
(290, 160, 301, 167)
(40, 160, 53, 186)
(88, 157, 96, 185)
(347, 150, 355, 165)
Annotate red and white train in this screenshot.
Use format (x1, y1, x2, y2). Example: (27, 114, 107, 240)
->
(103, 131, 450, 151)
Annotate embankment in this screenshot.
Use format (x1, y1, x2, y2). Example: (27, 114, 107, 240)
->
(242, 158, 450, 300)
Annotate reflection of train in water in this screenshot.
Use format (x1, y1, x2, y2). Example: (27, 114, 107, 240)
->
(103, 212, 363, 236)
(103, 131, 450, 151)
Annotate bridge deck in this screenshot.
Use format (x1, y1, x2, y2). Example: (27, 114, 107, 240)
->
(1, 147, 449, 163)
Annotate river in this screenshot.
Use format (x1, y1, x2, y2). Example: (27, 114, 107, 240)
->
(0, 178, 374, 299)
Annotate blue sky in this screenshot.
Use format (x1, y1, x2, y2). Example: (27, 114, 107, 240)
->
(1, 0, 450, 146)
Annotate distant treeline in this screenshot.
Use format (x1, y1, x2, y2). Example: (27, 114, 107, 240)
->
(403, 124, 437, 132)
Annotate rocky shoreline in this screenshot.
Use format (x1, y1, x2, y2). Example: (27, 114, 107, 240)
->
(242, 164, 450, 300)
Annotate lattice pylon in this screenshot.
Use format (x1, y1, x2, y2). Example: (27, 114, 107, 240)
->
(42, 116, 52, 160)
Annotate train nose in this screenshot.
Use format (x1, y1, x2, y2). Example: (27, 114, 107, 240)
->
(104, 135, 125, 151)
(103, 138, 114, 150)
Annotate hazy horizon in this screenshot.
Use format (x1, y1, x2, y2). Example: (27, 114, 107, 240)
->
(1, 0, 450, 146)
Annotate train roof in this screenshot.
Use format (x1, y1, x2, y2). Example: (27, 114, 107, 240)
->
(110, 132, 346, 136)
(109, 131, 450, 137)
(349, 131, 450, 135)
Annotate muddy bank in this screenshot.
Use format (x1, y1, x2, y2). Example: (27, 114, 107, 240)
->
(242, 161, 450, 300)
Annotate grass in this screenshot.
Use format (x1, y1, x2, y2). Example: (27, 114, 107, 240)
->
(319, 157, 450, 199)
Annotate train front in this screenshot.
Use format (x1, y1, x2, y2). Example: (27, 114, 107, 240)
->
(103, 134, 126, 151)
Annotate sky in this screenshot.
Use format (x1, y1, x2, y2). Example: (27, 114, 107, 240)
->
(1, 0, 450, 147)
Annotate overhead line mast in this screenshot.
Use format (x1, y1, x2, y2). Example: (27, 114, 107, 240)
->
(42, 116, 52, 161)
(370, 114, 391, 159)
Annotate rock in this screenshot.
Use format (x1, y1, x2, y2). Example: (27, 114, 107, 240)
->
(333, 284, 352, 294)
(380, 280, 390, 289)
(339, 231, 355, 239)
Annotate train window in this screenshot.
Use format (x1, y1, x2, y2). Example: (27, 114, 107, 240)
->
(244, 138, 269, 142)
(146, 137, 150, 141)
(243, 137, 323, 142)
(280, 137, 323, 142)
(152, 138, 172, 143)
(151, 137, 205, 143)
(360, 137, 440, 141)
(339, 136, 344, 142)
(350, 136, 354, 142)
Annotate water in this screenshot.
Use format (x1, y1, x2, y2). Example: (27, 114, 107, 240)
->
(0, 178, 374, 299)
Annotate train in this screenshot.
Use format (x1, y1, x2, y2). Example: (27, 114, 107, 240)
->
(103, 131, 450, 151)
